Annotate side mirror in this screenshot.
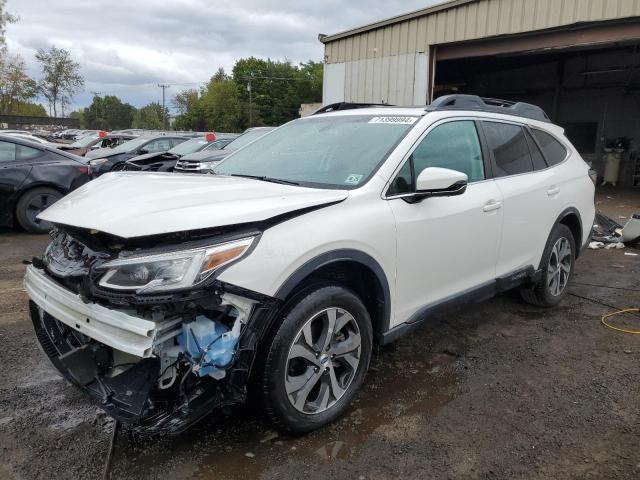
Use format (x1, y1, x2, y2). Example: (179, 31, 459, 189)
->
(415, 167, 468, 198)
(138, 148, 149, 155)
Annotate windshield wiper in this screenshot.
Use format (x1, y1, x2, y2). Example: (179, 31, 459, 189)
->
(230, 174, 300, 186)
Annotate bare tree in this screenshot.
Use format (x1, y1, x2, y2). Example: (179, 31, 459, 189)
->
(35, 46, 84, 117)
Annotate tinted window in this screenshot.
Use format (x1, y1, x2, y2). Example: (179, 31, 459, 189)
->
(145, 138, 172, 153)
(483, 122, 533, 177)
(411, 121, 485, 182)
(17, 145, 42, 161)
(388, 158, 413, 195)
(0, 141, 16, 162)
(524, 129, 547, 170)
(532, 129, 567, 166)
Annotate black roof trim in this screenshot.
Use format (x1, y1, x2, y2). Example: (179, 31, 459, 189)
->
(312, 102, 394, 115)
(426, 95, 551, 123)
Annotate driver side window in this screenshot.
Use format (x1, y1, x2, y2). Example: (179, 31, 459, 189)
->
(388, 120, 485, 196)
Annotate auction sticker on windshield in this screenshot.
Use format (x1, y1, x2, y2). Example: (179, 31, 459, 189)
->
(368, 116, 418, 125)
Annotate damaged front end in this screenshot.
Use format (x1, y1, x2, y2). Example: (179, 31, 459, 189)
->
(25, 227, 278, 435)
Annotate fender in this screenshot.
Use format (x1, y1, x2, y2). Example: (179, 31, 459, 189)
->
(274, 249, 391, 338)
(553, 206, 584, 258)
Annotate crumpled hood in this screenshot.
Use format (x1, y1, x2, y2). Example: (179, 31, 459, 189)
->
(39, 172, 349, 238)
(180, 150, 230, 162)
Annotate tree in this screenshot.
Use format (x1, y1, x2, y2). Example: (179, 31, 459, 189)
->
(172, 88, 204, 130)
(131, 102, 167, 129)
(12, 101, 47, 116)
(83, 95, 135, 130)
(35, 46, 84, 117)
(200, 76, 243, 132)
(0, 0, 17, 52)
(0, 54, 37, 113)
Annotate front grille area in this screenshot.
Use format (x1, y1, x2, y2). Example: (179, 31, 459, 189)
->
(174, 159, 201, 171)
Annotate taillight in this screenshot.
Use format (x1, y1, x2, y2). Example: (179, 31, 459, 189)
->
(78, 166, 89, 175)
(588, 168, 597, 185)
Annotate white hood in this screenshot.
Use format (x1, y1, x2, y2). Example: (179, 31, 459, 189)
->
(39, 172, 349, 238)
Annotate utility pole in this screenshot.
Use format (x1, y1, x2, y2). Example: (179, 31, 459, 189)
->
(158, 84, 170, 130)
(90, 92, 103, 128)
(247, 80, 252, 127)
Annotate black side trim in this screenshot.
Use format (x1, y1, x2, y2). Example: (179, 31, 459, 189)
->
(381, 266, 539, 345)
(274, 249, 391, 339)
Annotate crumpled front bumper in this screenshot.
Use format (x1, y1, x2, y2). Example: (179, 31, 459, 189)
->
(24, 265, 179, 358)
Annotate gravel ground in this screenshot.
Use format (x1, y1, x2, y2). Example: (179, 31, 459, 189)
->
(0, 189, 639, 480)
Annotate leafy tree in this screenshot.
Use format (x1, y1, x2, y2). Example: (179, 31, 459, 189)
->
(12, 101, 47, 116)
(35, 46, 84, 117)
(172, 88, 204, 130)
(83, 95, 135, 130)
(0, 54, 37, 113)
(131, 102, 167, 129)
(0, 0, 17, 52)
(200, 76, 243, 132)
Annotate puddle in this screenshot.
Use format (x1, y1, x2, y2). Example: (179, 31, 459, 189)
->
(111, 336, 458, 480)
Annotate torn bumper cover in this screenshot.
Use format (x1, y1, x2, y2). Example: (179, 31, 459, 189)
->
(25, 264, 278, 435)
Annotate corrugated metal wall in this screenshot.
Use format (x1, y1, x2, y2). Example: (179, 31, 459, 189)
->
(324, 0, 640, 64)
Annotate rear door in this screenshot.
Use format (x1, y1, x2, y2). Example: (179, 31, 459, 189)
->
(0, 140, 40, 225)
(480, 120, 558, 277)
(387, 119, 504, 325)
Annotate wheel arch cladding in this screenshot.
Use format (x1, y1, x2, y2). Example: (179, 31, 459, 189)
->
(274, 249, 391, 343)
(556, 207, 583, 258)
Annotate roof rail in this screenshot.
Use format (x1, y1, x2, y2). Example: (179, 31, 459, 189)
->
(312, 102, 393, 115)
(426, 94, 551, 123)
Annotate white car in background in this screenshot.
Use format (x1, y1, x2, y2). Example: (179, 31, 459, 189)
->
(24, 95, 595, 435)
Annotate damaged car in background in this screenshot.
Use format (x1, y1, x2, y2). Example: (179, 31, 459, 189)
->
(25, 95, 595, 435)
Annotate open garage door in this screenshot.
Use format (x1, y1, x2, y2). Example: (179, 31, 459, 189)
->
(433, 21, 640, 187)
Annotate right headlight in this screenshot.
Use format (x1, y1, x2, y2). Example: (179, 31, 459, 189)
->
(97, 236, 256, 293)
(89, 158, 108, 167)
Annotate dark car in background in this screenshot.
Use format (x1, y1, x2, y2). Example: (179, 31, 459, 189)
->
(120, 134, 224, 172)
(87, 135, 189, 176)
(0, 134, 90, 233)
(58, 132, 137, 157)
(174, 127, 273, 173)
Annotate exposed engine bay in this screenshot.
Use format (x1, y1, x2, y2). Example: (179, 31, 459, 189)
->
(27, 227, 278, 434)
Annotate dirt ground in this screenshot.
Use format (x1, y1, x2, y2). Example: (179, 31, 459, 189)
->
(1, 189, 639, 480)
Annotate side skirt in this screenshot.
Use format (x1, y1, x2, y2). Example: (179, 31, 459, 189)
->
(380, 266, 540, 345)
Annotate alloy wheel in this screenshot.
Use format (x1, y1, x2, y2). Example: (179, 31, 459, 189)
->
(547, 237, 572, 296)
(285, 307, 362, 415)
(25, 193, 59, 228)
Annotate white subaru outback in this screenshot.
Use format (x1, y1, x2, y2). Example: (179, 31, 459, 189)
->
(25, 95, 595, 434)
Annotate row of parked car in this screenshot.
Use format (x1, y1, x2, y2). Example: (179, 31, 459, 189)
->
(0, 127, 274, 233)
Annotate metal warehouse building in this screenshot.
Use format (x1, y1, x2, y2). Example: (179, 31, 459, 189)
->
(319, 0, 640, 186)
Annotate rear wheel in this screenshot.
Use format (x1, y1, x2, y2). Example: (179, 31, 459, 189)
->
(15, 187, 62, 234)
(260, 285, 372, 434)
(521, 224, 575, 307)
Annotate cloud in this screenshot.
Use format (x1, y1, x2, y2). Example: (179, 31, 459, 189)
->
(5, 0, 442, 111)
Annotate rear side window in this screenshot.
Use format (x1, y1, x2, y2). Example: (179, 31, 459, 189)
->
(17, 145, 42, 161)
(532, 129, 568, 167)
(0, 141, 16, 162)
(483, 122, 533, 177)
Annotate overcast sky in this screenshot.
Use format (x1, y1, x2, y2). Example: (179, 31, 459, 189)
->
(6, 0, 442, 113)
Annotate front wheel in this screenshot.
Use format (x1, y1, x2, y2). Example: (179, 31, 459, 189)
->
(521, 224, 575, 307)
(260, 285, 373, 434)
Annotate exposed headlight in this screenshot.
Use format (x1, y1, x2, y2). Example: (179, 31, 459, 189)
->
(199, 161, 219, 172)
(97, 237, 256, 293)
(89, 158, 108, 167)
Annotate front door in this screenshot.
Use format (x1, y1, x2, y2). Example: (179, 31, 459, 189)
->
(387, 119, 503, 326)
(0, 140, 31, 226)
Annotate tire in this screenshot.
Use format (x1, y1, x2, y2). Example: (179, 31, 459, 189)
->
(521, 224, 575, 307)
(260, 284, 373, 434)
(15, 187, 63, 234)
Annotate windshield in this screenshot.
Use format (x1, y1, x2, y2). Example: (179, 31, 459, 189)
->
(70, 133, 99, 148)
(224, 129, 272, 151)
(204, 139, 231, 151)
(109, 136, 153, 154)
(168, 137, 209, 156)
(214, 115, 417, 188)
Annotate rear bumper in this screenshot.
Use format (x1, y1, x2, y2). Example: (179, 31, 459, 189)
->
(24, 265, 178, 358)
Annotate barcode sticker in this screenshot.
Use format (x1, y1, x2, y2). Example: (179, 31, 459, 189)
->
(369, 116, 418, 125)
